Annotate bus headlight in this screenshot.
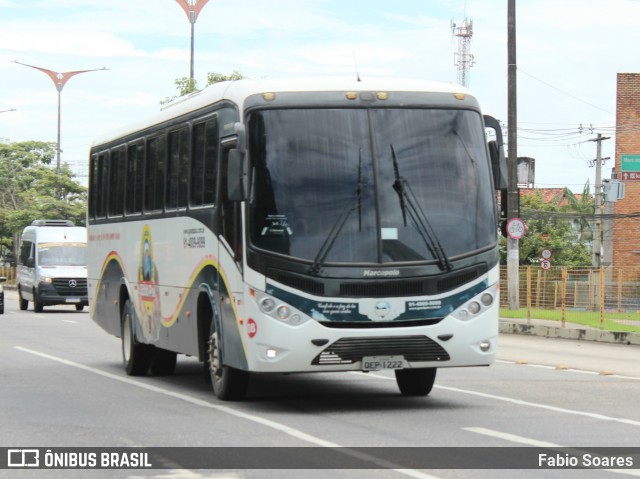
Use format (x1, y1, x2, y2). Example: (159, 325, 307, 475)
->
(276, 305, 290, 320)
(481, 293, 494, 307)
(452, 284, 498, 321)
(259, 297, 276, 313)
(468, 301, 481, 315)
(252, 291, 309, 327)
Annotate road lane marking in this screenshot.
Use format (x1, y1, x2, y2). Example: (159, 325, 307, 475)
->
(353, 371, 640, 427)
(14, 346, 439, 479)
(464, 427, 640, 477)
(463, 427, 560, 447)
(496, 359, 640, 381)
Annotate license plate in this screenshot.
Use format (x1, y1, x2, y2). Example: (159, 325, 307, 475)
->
(65, 298, 81, 303)
(362, 355, 407, 371)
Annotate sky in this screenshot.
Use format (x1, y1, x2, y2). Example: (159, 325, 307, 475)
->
(1, 0, 638, 192)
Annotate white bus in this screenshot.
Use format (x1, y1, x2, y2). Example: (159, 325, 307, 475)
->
(88, 77, 507, 400)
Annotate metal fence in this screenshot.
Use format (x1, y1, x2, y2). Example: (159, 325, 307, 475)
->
(0, 266, 16, 284)
(499, 265, 640, 327)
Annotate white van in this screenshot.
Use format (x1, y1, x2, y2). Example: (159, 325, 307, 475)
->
(17, 220, 88, 312)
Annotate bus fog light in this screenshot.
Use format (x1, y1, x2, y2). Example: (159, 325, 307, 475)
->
(481, 293, 494, 307)
(458, 309, 469, 320)
(276, 305, 290, 320)
(479, 341, 491, 352)
(468, 301, 481, 315)
(259, 297, 276, 313)
(289, 314, 302, 325)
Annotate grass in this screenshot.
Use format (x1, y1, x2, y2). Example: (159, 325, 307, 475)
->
(500, 307, 640, 332)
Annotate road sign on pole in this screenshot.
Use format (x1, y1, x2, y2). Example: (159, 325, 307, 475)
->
(506, 218, 526, 240)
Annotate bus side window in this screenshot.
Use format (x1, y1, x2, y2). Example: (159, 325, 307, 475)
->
(192, 117, 218, 207)
(109, 148, 126, 217)
(126, 142, 144, 215)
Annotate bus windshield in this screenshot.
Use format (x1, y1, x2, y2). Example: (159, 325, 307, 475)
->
(248, 108, 497, 266)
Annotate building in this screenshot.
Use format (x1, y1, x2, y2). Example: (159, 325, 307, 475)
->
(613, 73, 640, 279)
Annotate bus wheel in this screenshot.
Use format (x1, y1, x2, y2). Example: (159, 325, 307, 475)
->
(207, 323, 249, 400)
(395, 368, 437, 396)
(18, 289, 28, 311)
(121, 299, 152, 376)
(150, 348, 177, 376)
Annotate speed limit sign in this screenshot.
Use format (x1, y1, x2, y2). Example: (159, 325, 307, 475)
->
(506, 218, 526, 240)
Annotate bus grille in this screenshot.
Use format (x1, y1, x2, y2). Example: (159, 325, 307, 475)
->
(52, 278, 88, 296)
(311, 335, 450, 365)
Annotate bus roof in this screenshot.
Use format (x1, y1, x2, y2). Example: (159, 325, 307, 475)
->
(91, 76, 475, 148)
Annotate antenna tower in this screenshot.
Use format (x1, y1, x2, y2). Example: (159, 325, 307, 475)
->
(451, 17, 475, 87)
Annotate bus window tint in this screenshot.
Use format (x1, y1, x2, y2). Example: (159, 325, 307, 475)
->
(145, 136, 166, 212)
(167, 128, 190, 209)
(109, 148, 126, 217)
(191, 118, 218, 206)
(126, 143, 144, 215)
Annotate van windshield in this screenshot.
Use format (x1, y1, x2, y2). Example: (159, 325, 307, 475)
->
(38, 242, 86, 267)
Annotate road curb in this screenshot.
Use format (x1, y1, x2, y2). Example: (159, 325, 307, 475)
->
(500, 321, 640, 346)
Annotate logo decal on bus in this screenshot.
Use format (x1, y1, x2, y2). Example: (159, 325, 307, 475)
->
(247, 318, 257, 338)
(137, 225, 161, 341)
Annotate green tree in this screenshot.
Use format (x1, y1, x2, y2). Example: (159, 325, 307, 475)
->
(0, 140, 87, 256)
(561, 181, 594, 243)
(161, 70, 245, 105)
(499, 189, 591, 267)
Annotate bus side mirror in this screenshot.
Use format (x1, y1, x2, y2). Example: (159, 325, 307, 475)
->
(483, 115, 508, 190)
(227, 148, 246, 202)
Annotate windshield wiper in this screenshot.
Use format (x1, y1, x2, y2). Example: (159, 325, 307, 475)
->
(390, 145, 453, 272)
(309, 150, 366, 276)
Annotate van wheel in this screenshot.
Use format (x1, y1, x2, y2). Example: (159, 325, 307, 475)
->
(207, 321, 249, 400)
(395, 368, 437, 396)
(33, 298, 44, 313)
(121, 299, 152, 376)
(18, 290, 28, 311)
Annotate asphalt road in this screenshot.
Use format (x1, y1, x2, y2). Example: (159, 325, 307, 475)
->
(1, 292, 639, 479)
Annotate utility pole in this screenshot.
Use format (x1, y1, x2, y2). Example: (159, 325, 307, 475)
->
(589, 133, 610, 267)
(507, 0, 520, 309)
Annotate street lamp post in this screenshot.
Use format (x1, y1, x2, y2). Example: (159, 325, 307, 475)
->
(12, 60, 107, 174)
(174, 0, 210, 81)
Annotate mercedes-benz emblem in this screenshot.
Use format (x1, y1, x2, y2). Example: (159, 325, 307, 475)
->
(68, 279, 77, 288)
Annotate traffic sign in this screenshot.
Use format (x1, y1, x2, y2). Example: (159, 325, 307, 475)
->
(541, 259, 551, 270)
(621, 154, 640, 172)
(541, 249, 552, 260)
(506, 218, 526, 240)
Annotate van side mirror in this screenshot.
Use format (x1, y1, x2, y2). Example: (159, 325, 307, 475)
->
(227, 148, 246, 202)
(26, 258, 35, 268)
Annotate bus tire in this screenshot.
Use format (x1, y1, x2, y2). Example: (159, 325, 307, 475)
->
(150, 348, 177, 376)
(121, 299, 152, 376)
(207, 322, 249, 400)
(395, 368, 437, 396)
